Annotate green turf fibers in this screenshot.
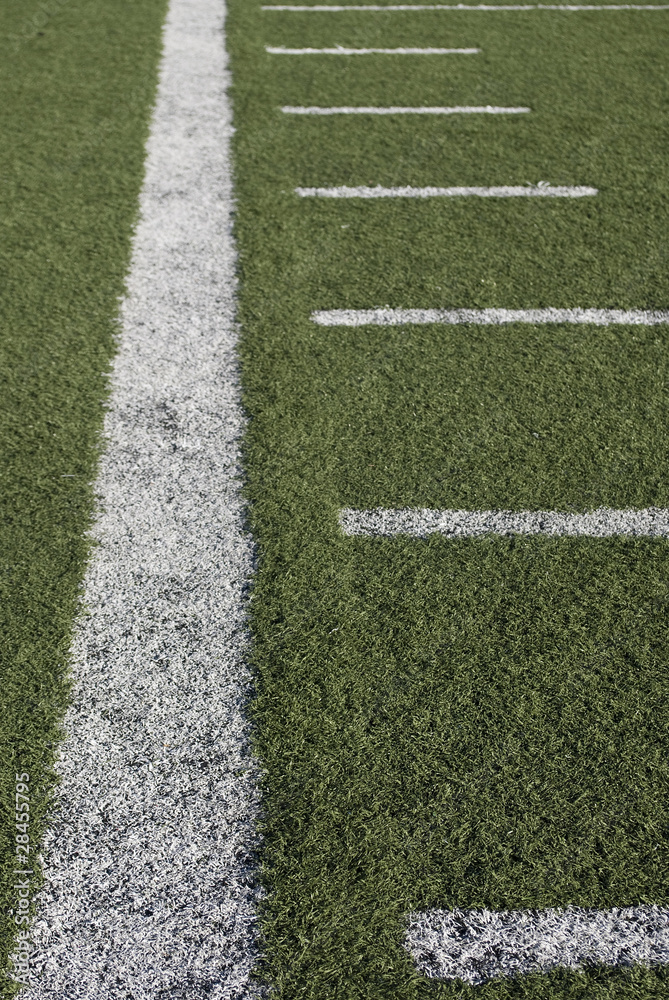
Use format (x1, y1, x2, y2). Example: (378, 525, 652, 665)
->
(226, 3, 669, 997)
(0, 2, 167, 992)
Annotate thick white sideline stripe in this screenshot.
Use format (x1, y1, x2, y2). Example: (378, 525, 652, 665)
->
(406, 907, 669, 984)
(263, 4, 669, 10)
(313, 307, 669, 325)
(22, 0, 260, 996)
(296, 184, 597, 197)
(283, 104, 530, 114)
(267, 44, 479, 51)
(339, 507, 669, 537)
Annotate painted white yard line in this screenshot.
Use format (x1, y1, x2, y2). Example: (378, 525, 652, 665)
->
(22, 0, 262, 997)
(283, 104, 530, 114)
(267, 44, 480, 51)
(339, 507, 669, 537)
(263, 4, 669, 10)
(296, 183, 597, 196)
(313, 307, 669, 324)
(406, 907, 669, 984)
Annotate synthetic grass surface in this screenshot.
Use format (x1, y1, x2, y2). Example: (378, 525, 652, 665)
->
(0, 1, 168, 991)
(226, 3, 669, 997)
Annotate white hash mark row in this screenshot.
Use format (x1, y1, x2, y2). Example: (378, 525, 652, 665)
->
(273, 1, 669, 989)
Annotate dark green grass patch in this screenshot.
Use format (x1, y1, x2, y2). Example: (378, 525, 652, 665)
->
(0, 1, 167, 992)
(227, 2, 669, 997)
(250, 534, 669, 999)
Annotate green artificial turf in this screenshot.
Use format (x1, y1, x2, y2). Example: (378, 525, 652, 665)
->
(226, 3, 669, 997)
(0, 1, 168, 992)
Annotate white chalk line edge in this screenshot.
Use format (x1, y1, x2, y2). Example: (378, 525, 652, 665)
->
(339, 507, 669, 537)
(313, 307, 669, 325)
(296, 184, 597, 197)
(405, 906, 669, 985)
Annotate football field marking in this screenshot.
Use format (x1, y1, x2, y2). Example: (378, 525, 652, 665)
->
(340, 507, 669, 537)
(267, 44, 480, 51)
(296, 183, 597, 196)
(21, 0, 262, 996)
(269, 0, 669, 990)
(283, 104, 530, 113)
(263, 4, 669, 10)
(406, 906, 669, 984)
(313, 307, 669, 324)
